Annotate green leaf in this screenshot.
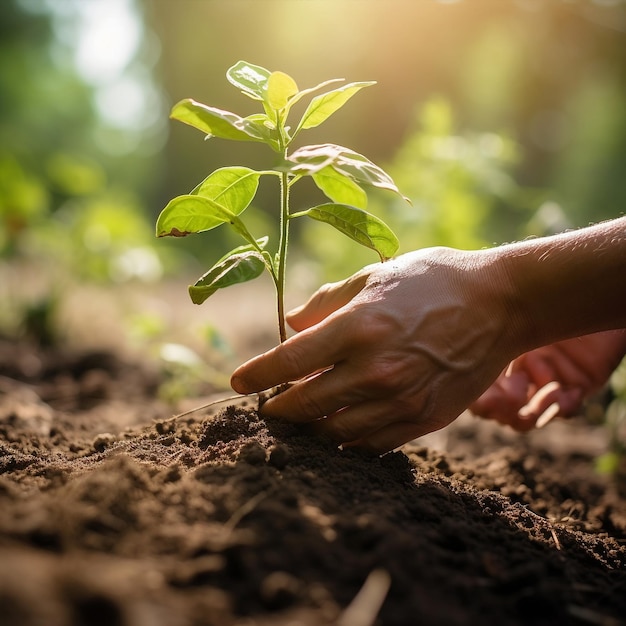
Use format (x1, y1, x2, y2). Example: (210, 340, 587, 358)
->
(189, 250, 266, 305)
(244, 113, 277, 137)
(191, 167, 260, 216)
(226, 60, 271, 100)
(170, 99, 266, 143)
(312, 166, 367, 209)
(285, 144, 409, 200)
(294, 203, 399, 261)
(156, 195, 235, 237)
(295, 82, 376, 132)
(241, 114, 281, 150)
(156, 194, 258, 246)
(245, 112, 275, 129)
(267, 71, 299, 110)
(283, 78, 345, 111)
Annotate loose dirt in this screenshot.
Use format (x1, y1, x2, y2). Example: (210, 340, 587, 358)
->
(0, 338, 624, 626)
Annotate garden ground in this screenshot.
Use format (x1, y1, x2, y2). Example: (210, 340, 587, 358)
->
(0, 283, 625, 626)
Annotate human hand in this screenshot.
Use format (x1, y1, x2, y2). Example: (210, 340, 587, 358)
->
(470, 331, 626, 430)
(231, 247, 521, 454)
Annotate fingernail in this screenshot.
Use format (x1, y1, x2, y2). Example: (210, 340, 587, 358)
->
(230, 375, 247, 394)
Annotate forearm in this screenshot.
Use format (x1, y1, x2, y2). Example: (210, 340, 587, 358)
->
(493, 217, 626, 355)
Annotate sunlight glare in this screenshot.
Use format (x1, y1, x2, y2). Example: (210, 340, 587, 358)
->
(74, 0, 141, 85)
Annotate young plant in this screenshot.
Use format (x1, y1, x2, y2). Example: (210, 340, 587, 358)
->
(156, 60, 407, 343)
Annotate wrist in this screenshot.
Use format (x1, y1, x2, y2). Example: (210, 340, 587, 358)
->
(467, 246, 531, 360)
(491, 218, 626, 353)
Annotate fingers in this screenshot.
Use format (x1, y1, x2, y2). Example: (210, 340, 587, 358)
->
(486, 380, 582, 431)
(231, 271, 372, 395)
(519, 381, 582, 424)
(286, 271, 369, 331)
(470, 370, 530, 422)
(308, 397, 424, 444)
(471, 354, 589, 431)
(259, 362, 366, 422)
(515, 349, 588, 390)
(231, 331, 335, 394)
(509, 352, 556, 388)
(231, 307, 366, 394)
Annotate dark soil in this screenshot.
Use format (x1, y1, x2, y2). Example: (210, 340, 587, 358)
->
(0, 337, 625, 626)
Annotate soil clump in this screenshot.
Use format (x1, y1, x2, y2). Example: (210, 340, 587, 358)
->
(0, 338, 624, 625)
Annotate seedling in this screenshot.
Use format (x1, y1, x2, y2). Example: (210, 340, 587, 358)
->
(156, 60, 406, 343)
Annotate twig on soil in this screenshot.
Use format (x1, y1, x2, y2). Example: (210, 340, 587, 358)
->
(223, 490, 270, 534)
(512, 503, 566, 553)
(164, 384, 289, 423)
(337, 569, 391, 626)
(567, 604, 623, 626)
(550, 527, 562, 551)
(164, 393, 261, 423)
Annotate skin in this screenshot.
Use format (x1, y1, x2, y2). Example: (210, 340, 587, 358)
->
(470, 330, 626, 431)
(232, 217, 626, 454)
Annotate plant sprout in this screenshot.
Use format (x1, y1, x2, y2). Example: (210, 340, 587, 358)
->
(156, 60, 407, 343)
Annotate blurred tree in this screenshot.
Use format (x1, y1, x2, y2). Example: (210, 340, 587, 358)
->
(0, 0, 170, 341)
(0, 0, 167, 264)
(300, 96, 533, 282)
(0, 1, 91, 167)
(458, 4, 626, 230)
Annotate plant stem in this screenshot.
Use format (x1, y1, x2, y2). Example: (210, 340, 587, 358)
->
(276, 167, 290, 343)
(275, 109, 293, 344)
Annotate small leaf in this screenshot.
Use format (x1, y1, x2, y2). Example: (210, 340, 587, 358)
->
(296, 82, 376, 132)
(312, 166, 367, 209)
(267, 71, 299, 110)
(156, 195, 234, 237)
(226, 60, 271, 100)
(245, 113, 275, 129)
(239, 114, 281, 150)
(189, 250, 266, 305)
(170, 99, 266, 143)
(191, 167, 260, 216)
(294, 203, 399, 261)
(239, 115, 281, 145)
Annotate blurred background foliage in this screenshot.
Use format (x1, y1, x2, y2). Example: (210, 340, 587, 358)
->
(1, 0, 625, 340)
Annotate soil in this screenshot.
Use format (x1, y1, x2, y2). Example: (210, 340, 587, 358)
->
(0, 336, 625, 626)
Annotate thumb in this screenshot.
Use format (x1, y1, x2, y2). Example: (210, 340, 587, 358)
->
(287, 270, 370, 332)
